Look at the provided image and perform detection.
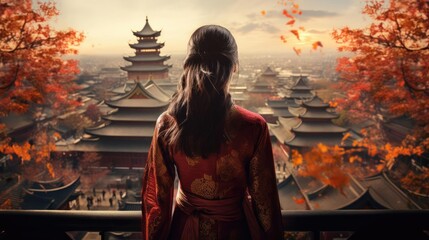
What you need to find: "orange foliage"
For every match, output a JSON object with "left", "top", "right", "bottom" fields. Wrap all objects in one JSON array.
[
  {"left": 0, "top": 0, "right": 84, "bottom": 115},
  {"left": 332, "top": 0, "right": 429, "bottom": 150},
  {"left": 260, "top": 10, "right": 266, "bottom": 16},
  {"left": 0, "top": 0, "right": 83, "bottom": 176},
  {"left": 400, "top": 168, "right": 429, "bottom": 195},
  {"left": 0, "top": 199, "right": 13, "bottom": 209},
  {"left": 292, "top": 144, "right": 350, "bottom": 193}
]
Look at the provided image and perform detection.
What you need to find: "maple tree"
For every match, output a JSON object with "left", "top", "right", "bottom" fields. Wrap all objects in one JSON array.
[
  {"left": 0, "top": 0, "right": 84, "bottom": 176},
  {"left": 330, "top": 0, "right": 429, "bottom": 192},
  {"left": 332, "top": 0, "right": 429, "bottom": 148}
]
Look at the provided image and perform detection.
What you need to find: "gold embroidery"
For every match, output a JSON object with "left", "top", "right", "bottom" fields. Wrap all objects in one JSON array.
[
  {"left": 190, "top": 174, "right": 216, "bottom": 199},
  {"left": 199, "top": 217, "right": 216, "bottom": 240},
  {"left": 249, "top": 155, "right": 273, "bottom": 232},
  {"left": 218, "top": 150, "right": 242, "bottom": 182},
  {"left": 185, "top": 156, "right": 201, "bottom": 166}
]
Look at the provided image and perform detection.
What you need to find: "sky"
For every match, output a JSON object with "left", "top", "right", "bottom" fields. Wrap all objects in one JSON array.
[{"left": 50, "top": 0, "right": 368, "bottom": 56}]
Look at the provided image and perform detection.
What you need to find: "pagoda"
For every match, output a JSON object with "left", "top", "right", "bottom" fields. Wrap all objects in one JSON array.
[
  {"left": 56, "top": 80, "right": 170, "bottom": 168},
  {"left": 287, "top": 96, "right": 351, "bottom": 149},
  {"left": 121, "top": 17, "right": 171, "bottom": 81},
  {"left": 287, "top": 76, "right": 314, "bottom": 100},
  {"left": 269, "top": 96, "right": 353, "bottom": 151}
]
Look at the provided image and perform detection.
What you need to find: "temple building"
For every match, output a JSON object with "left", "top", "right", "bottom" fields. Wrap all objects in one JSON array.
[
  {"left": 56, "top": 80, "right": 170, "bottom": 168},
  {"left": 121, "top": 17, "right": 171, "bottom": 81},
  {"left": 287, "top": 76, "right": 314, "bottom": 100},
  {"left": 246, "top": 67, "right": 278, "bottom": 109},
  {"left": 278, "top": 171, "right": 423, "bottom": 211},
  {"left": 270, "top": 95, "right": 353, "bottom": 151},
  {"left": 0, "top": 173, "right": 81, "bottom": 210}
]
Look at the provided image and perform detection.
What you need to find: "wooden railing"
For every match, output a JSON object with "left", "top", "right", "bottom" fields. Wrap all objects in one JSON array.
[{"left": 0, "top": 210, "right": 428, "bottom": 239}]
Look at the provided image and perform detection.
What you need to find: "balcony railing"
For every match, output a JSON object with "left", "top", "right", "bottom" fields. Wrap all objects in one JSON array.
[{"left": 0, "top": 210, "right": 428, "bottom": 239}]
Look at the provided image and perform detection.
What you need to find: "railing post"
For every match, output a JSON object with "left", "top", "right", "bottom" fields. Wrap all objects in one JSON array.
[{"left": 312, "top": 231, "right": 320, "bottom": 240}]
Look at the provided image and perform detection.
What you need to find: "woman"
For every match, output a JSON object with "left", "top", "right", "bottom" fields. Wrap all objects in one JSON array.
[{"left": 141, "top": 25, "right": 282, "bottom": 240}]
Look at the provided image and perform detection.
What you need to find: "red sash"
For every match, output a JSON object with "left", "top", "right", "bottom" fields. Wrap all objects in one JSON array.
[{"left": 176, "top": 188, "right": 263, "bottom": 240}]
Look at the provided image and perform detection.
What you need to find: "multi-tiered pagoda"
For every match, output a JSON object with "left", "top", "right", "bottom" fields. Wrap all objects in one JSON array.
[
  {"left": 288, "top": 96, "right": 351, "bottom": 149},
  {"left": 121, "top": 17, "right": 171, "bottom": 81},
  {"left": 56, "top": 80, "right": 170, "bottom": 168},
  {"left": 270, "top": 96, "right": 353, "bottom": 150}
]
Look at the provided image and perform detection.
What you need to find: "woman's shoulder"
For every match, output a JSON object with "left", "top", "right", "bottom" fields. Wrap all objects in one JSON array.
[{"left": 231, "top": 105, "right": 267, "bottom": 127}]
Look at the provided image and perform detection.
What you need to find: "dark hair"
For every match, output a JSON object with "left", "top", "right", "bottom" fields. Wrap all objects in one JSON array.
[{"left": 161, "top": 25, "right": 238, "bottom": 158}]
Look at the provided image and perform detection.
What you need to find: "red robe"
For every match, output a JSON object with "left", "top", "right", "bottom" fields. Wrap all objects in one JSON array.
[{"left": 141, "top": 105, "right": 283, "bottom": 240}]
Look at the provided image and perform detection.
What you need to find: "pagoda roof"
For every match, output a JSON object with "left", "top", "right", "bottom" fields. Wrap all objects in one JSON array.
[
  {"left": 85, "top": 122, "right": 155, "bottom": 138},
  {"left": 277, "top": 174, "right": 310, "bottom": 210},
  {"left": 55, "top": 137, "right": 151, "bottom": 153},
  {"left": 288, "top": 107, "right": 306, "bottom": 117},
  {"left": 286, "top": 132, "right": 352, "bottom": 148},
  {"left": 247, "top": 86, "right": 276, "bottom": 93},
  {"left": 292, "top": 121, "right": 348, "bottom": 133},
  {"left": 106, "top": 98, "right": 169, "bottom": 108},
  {"left": 360, "top": 172, "right": 422, "bottom": 209},
  {"left": 24, "top": 176, "right": 80, "bottom": 209},
  {"left": 268, "top": 122, "right": 294, "bottom": 143},
  {"left": 299, "top": 109, "right": 339, "bottom": 119},
  {"left": 0, "top": 112, "right": 33, "bottom": 134},
  {"left": 305, "top": 176, "right": 367, "bottom": 210},
  {"left": 272, "top": 108, "right": 295, "bottom": 118},
  {"left": 279, "top": 170, "right": 423, "bottom": 210},
  {"left": 291, "top": 77, "right": 313, "bottom": 90},
  {"left": 120, "top": 65, "right": 171, "bottom": 73},
  {"left": 107, "top": 80, "right": 170, "bottom": 107},
  {"left": 142, "top": 80, "right": 171, "bottom": 102},
  {"left": 133, "top": 17, "right": 161, "bottom": 37},
  {"left": 129, "top": 41, "right": 165, "bottom": 49},
  {"left": 123, "top": 55, "right": 170, "bottom": 62},
  {"left": 302, "top": 96, "right": 330, "bottom": 108},
  {"left": 103, "top": 108, "right": 163, "bottom": 122},
  {"left": 278, "top": 117, "right": 301, "bottom": 129},
  {"left": 262, "top": 67, "right": 278, "bottom": 76},
  {"left": 289, "top": 91, "right": 314, "bottom": 99},
  {"left": 285, "top": 98, "right": 301, "bottom": 108},
  {"left": 266, "top": 99, "right": 288, "bottom": 108}
]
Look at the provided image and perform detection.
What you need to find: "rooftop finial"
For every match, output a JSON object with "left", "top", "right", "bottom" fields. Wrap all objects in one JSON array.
[{"left": 146, "top": 16, "right": 148, "bottom": 22}]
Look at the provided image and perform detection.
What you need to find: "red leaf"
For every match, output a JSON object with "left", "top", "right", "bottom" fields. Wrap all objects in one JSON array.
[
  {"left": 282, "top": 9, "right": 294, "bottom": 19},
  {"left": 286, "top": 19, "right": 295, "bottom": 25},
  {"left": 290, "top": 29, "right": 300, "bottom": 40},
  {"left": 312, "top": 41, "right": 324, "bottom": 50}
]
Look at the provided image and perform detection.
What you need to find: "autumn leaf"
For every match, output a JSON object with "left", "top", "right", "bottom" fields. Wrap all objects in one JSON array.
[
  {"left": 280, "top": 35, "right": 287, "bottom": 43},
  {"left": 291, "top": 149, "right": 303, "bottom": 166},
  {"left": 341, "top": 132, "right": 351, "bottom": 142},
  {"left": 290, "top": 29, "right": 300, "bottom": 40},
  {"left": 46, "top": 162, "right": 55, "bottom": 178},
  {"left": 312, "top": 41, "right": 323, "bottom": 50},
  {"left": 317, "top": 143, "right": 328, "bottom": 153},
  {"left": 286, "top": 19, "right": 295, "bottom": 25},
  {"left": 293, "top": 47, "right": 301, "bottom": 56},
  {"left": 349, "top": 155, "right": 362, "bottom": 163},
  {"left": 292, "top": 196, "right": 306, "bottom": 205},
  {"left": 261, "top": 10, "right": 266, "bottom": 16},
  {"left": 282, "top": 9, "right": 294, "bottom": 18}
]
